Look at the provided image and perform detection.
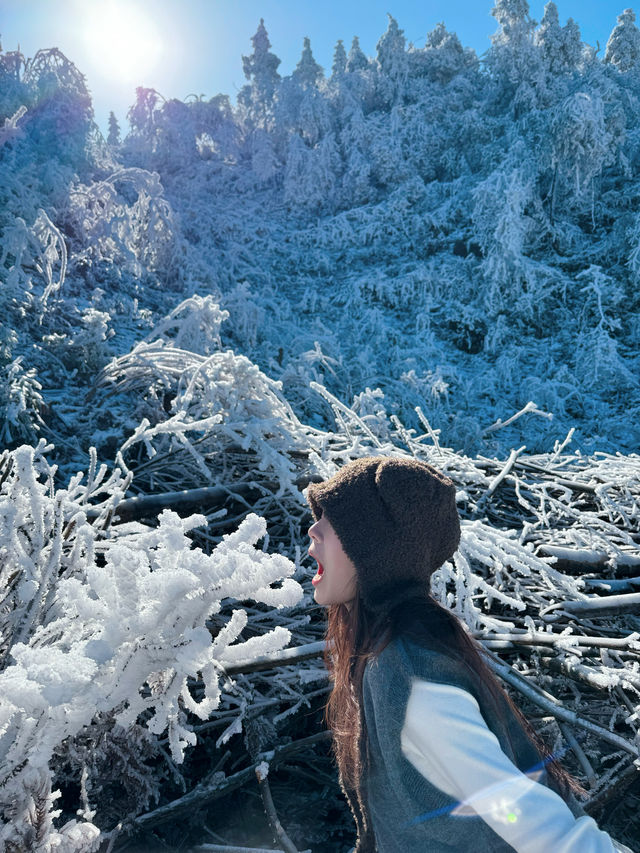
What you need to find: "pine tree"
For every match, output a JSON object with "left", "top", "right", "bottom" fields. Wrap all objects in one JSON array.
[
  {"left": 238, "top": 19, "right": 282, "bottom": 128},
  {"left": 376, "top": 15, "right": 407, "bottom": 75},
  {"left": 346, "top": 36, "right": 369, "bottom": 72},
  {"left": 487, "top": 0, "right": 544, "bottom": 114},
  {"left": 276, "top": 38, "right": 329, "bottom": 148},
  {"left": 292, "top": 37, "right": 324, "bottom": 88},
  {"left": 375, "top": 15, "right": 408, "bottom": 106},
  {"left": 126, "top": 86, "right": 160, "bottom": 137},
  {"left": 492, "top": 0, "right": 532, "bottom": 29},
  {"left": 296, "top": 86, "right": 331, "bottom": 146},
  {"left": 331, "top": 39, "right": 347, "bottom": 78},
  {"left": 420, "top": 21, "right": 474, "bottom": 84},
  {"left": 337, "top": 98, "right": 373, "bottom": 204},
  {"left": 605, "top": 8, "right": 640, "bottom": 72},
  {"left": 535, "top": 3, "right": 582, "bottom": 74},
  {"left": 489, "top": 0, "right": 537, "bottom": 70},
  {"left": 107, "top": 110, "right": 120, "bottom": 146},
  {"left": 562, "top": 18, "right": 583, "bottom": 70}
]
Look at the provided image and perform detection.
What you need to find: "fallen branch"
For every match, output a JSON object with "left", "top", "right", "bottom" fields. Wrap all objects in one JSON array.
[
  {"left": 474, "top": 456, "right": 597, "bottom": 495},
  {"left": 538, "top": 547, "right": 640, "bottom": 571},
  {"left": 484, "top": 651, "right": 639, "bottom": 757},
  {"left": 540, "top": 656, "right": 640, "bottom": 693},
  {"left": 541, "top": 593, "right": 640, "bottom": 620},
  {"left": 583, "top": 576, "right": 640, "bottom": 593},
  {"left": 223, "top": 641, "right": 326, "bottom": 676},
  {"left": 221, "top": 634, "right": 640, "bottom": 679},
  {"left": 477, "top": 631, "right": 640, "bottom": 652},
  {"left": 85, "top": 484, "right": 257, "bottom": 523}
]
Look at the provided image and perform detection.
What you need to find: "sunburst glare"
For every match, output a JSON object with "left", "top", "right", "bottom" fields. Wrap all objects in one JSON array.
[{"left": 80, "top": 0, "right": 163, "bottom": 85}]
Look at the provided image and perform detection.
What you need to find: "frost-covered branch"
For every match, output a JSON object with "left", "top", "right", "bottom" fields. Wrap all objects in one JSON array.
[{"left": 0, "top": 443, "right": 302, "bottom": 851}]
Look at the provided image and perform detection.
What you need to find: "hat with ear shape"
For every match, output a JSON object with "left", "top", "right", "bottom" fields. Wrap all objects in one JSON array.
[{"left": 306, "top": 455, "right": 461, "bottom": 613}]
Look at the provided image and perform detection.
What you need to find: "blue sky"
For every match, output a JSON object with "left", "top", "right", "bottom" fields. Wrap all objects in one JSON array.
[{"left": 0, "top": 0, "right": 626, "bottom": 137}]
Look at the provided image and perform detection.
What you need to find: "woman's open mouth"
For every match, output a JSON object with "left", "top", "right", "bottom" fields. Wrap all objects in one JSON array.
[{"left": 311, "top": 561, "right": 324, "bottom": 586}]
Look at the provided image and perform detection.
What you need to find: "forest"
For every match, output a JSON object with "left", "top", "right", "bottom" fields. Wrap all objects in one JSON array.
[{"left": 1, "top": 0, "right": 640, "bottom": 850}]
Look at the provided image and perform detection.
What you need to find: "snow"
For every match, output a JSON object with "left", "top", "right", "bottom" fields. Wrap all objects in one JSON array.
[
  {"left": 255, "top": 760, "right": 270, "bottom": 781},
  {"left": 2, "top": 3, "right": 640, "bottom": 847}
]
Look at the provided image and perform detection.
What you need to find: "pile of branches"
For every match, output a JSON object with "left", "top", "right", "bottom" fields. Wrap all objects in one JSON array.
[
  {"left": 2, "top": 295, "right": 639, "bottom": 850},
  {"left": 97, "top": 389, "right": 640, "bottom": 851}
]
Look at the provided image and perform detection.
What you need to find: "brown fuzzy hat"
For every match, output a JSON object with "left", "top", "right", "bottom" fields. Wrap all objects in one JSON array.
[{"left": 306, "top": 456, "right": 460, "bottom": 613}]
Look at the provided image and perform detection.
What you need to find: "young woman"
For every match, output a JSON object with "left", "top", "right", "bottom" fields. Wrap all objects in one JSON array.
[{"left": 306, "top": 456, "right": 632, "bottom": 853}]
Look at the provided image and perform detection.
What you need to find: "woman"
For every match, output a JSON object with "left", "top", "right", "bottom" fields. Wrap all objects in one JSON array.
[{"left": 306, "top": 456, "right": 632, "bottom": 853}]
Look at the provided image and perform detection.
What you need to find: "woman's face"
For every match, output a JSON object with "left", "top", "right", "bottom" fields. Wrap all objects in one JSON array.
[{"left": 308, "top": 515, "right": 357, "bottom": 607}]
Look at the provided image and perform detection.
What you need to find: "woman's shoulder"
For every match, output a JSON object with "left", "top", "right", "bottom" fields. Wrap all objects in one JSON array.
[{"left": 368, "top": 634, "right": 476, "bottom": 693}]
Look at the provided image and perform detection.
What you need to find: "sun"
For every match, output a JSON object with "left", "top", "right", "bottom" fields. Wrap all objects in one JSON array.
[{"left": 80, "top": 0, "right": 163, "bottom": 85}]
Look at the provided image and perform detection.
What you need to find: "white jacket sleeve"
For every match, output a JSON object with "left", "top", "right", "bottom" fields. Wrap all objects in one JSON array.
[{"left": 400, "top": 678, "right": 622, "bottom": 853}]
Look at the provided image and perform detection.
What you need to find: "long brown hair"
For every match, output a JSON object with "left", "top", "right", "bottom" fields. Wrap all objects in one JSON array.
[{"left": 323, "top": 589, "right": 585, "bottom": 801}]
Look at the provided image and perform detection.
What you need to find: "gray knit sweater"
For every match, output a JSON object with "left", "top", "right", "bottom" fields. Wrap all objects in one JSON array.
[{"left": 359, "top": 635, "right": 585, "bottom": 852}]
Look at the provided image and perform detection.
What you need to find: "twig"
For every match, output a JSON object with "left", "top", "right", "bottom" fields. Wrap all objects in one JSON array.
[
  {"left": 101, "top": 822, "right": 122, "bottom": 853},
  {"left": 474, "top": 457, "right": 597, "bottom": 494},
  {"left": 190, "top": 845, "right": 285, "bottom": 852},
  {"left": 558, "top": 722, "right": 597, "bottom": 787},
  {"left": 480, "top": 445, "right": 526, "bottom": 503},
  {"left": 255, "top": 764, "right": 299, "bottom": 853},
  {"left": 583, "top": 758, "right": 640, "bottom": 814},
  {"left": 482, "top": 402, "right": 552, "bottom": 435},
  {"left": 415, "top": 406, "right": 442, "bottom": 455},
  {"left": 310, "top": 381, "right": 382, "bottom": 448}
]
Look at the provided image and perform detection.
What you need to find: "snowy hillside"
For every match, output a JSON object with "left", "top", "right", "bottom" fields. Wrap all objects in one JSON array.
[
  {"left": 1, "top": 1, "right": 640, "bottom": 850},
  {"left": 1, "top": 2, "right": 640, "bottom": 465}
]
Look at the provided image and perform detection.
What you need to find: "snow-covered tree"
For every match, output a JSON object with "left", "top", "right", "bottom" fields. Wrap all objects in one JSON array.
[
  {"left": 126, "top": 86, "right": 161, "bottom": 140},
  {"left": 251, "top": 126, "right": 279, "bottom": 183},
  {"left": 0, "top": 46, "right": 28, "bottom": 121},
  {"left": 346, "top": 35, "right": 369, "bottom": 72},
  {"left": 375, "top": 14, "right": 408, "bottom": 107},
  {"left": 535, "top": 2, "right": 583, "bottom": 74},
  {"left": 413, "top": 21, "right": 476, "bottom": 84},
  {"left": 331, "top": 38, "right": 347, "bottom": 78},
  {"left": 107, "top": 110, "right": 120, "bottom": 146},
  {"left": 551, "top": 91, "right": 612, "bottom": 196},
  {"left": 604, "top": 8, "right": 640, "bottom": 72},
  {"left": 472, "top": 150, "right": 536, "bottom": 305},
  {"left": 284, "top": 129, "right": 341, "bottom": 214},
  {"left": 487, "top": 0, "right": 544, "bottom": 114},
  {"left": 238, "top": 19, "right": 281, "bottom": 129},
  {"left": 339, "top": 103, "right": 373, "bottom": 206},
  {"left": 292, "top": 37, "right": 324, "bottom": 89},
  {"left": 19, "top": 48, "right": 95, "bottom": 168}
]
